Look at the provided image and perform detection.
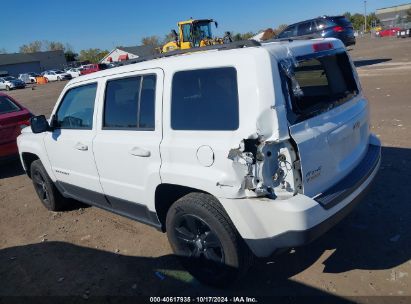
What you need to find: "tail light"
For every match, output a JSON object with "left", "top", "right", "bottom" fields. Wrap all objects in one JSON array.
[
  {"left": 333, "top": 26, "right": 344, "bottom": 32},
  {"left": 313, "top": 42, "right": 334, "bottom": 52}
]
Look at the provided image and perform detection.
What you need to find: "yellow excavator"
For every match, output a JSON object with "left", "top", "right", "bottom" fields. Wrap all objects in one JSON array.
[{"left": 161, "top": 18, "right": 232, "bottom": 53}]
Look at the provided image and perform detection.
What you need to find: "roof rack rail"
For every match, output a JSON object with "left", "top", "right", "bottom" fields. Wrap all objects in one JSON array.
[
  {"left": 119, "top": 39, "right": 261, "bottom": 66},
  {"left": 261, "top": 36, "right": 316, "bottom": 44}
]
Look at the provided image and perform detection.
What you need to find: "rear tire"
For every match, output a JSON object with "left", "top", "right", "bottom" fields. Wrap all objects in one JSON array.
[
  {"left": 30, "top": 160, "right": 67, "bottom": 211},
  {"left": 166, "top": 193, "right": 253, "bottom": 287}
]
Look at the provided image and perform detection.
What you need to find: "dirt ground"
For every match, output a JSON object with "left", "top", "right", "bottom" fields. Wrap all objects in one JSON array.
[{"left": 1, "top": 37, "right": 410, "bottom": 302}]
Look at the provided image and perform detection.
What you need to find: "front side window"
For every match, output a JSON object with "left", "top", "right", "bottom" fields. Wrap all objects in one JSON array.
[
  {"left": 171, "top": 67, "right": 239, "bottom": 130},
  {"left": 55, "top": 83, "right": 97, "bottom": 129},
  {"left": 279, "top": 25, "right": 297, "bottom": 38},
  {"left": 103, "top": 74, "right": 156, "bottom": 130}
]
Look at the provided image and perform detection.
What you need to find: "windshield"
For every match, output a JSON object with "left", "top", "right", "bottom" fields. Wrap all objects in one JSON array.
[
  {"left": 0, "top": 95, "right": 20, "bottom": 114},
  {"left": 55, "top": 70, "right": 64, "bottom": 74},
  {"left": 192, "top": 21, "right": 213, "bottom": 47},
  {"left": 4, "top": 76, "right": 15, "bottom": 81}
]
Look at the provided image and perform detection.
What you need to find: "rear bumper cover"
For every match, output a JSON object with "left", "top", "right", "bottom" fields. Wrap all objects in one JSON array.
[{"left": 221, "top": 141, "right": 381, "bottom": 257}]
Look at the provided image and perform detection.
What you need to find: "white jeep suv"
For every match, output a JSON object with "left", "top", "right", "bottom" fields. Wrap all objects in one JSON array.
[{"left": 17, "top": 38, "right": 381, "bottom": 286}]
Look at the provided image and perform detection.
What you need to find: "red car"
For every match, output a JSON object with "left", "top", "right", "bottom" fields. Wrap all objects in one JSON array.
[
  {"left": 80, "top": 63, "right": 108, "bottom": 75},
  {"left": 376, "top": 27, "right": 401, "bottom": 37},
  {"left": 0, "top": 93, "right": 32, "bottom": 160}
]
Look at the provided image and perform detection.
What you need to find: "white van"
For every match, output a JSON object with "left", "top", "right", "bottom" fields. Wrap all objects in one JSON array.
[{"left": 17, "top": 38, "right": 380, "bottom": 286}]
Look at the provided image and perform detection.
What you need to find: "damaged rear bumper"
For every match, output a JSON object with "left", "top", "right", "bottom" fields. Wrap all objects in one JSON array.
[{"left": 220, "top": 142, "right": 381, "bottom": 257}]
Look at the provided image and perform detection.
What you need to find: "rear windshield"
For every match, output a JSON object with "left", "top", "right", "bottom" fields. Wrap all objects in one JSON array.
[
  {"left": 0, "top": 95, "right": 20, "bottom": 114},
  {"left": 333, "top": 17, "right": 352, "bottom": 27},
  {"left": 280, "top": 51, "right": 358, "bottom": 123}
]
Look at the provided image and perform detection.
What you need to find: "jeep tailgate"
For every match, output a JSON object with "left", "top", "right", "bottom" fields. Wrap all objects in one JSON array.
[{"left": 280, "top": 43, "right": 370, "bottom": 197}]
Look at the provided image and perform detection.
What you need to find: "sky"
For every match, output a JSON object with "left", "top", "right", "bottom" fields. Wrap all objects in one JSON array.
[{"left": 0, "top": 0, "right": 408, "bottom": 53}]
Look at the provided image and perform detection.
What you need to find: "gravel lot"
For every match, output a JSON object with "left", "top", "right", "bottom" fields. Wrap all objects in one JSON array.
[{"left": 1, "top": 37, "right": 410, "bottom": 301}]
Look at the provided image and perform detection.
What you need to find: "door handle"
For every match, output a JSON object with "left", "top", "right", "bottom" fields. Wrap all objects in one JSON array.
[
  {"left": 75, "top": 142, "right": 88, "bottom": 151},
  {"left": 129, "top": 147, "right": 151, "bottom": 157}
]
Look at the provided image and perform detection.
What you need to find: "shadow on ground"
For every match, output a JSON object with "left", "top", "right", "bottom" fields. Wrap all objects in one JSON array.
[
  {"left": 0, "top": 158, "right": 24, "bottom": 179},
  {"left": 0, "top": 146, "right": 409, "bottom": 300},
  {"left": 353, "top": 58, "right": 392, "bottom": 68}
]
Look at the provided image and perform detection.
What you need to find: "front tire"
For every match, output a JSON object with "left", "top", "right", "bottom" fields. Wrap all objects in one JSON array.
[
  {"left": 30, "top": 160, "right": 67, "bottom": 211},
  {"left": 6, "top": 85, "right": 10, "bottom": 91},
  {"left": 166, "top": 193, "right": 253, "bottom": 287}
]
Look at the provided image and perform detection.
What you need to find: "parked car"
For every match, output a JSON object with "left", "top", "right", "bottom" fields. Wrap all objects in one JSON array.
[
  {"left": 397, "top": 28, "right": 411, "bottom": 38},
  {"left": 0, "top": 76, "right": 26, "bottom": 90},
  {"left": 277, "top": 15, "right": 356, "bottom": 47},
  {"left": 80, "top": 63, "right": 108, "bottom": 75},
  {"left": 18, "top": 38, "right": 380, "bottom": 287},
  {"left": 42, "top": 70, "right": 72, "bottom": 82},
  {"left": 0, "top": 93, "right": 32, "bottom": 161},
  {"left": 18, "top": 72, "right": 40, "bottom": 84},
  {"left": 66, "top": 68, "right": 83, "bottom": 78},
  {"left": 376, "top": 27, "right": 401, "bottom": 37}
]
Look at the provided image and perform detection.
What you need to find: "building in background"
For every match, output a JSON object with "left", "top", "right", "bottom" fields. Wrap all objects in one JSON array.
[
  {"left": 0, "top": 50, "right": 67, "bottom": 76},
  {"left": 100, "top": 45, "right": 156, "bottom": 64},
  {"left": 375, "top": 3, "right": 411, "bottom": 28}
]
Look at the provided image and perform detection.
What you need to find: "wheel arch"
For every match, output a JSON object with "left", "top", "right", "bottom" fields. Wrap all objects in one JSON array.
[
  {"left": 155, "top": 183, "right": 214, "bottom": 231},
  {"left": 21, "top": 152, "right": 39, "bottom": 178}
]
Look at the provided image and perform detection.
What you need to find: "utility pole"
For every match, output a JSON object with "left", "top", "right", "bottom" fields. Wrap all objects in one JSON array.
[{"left": 364, "top": 0, "right": 367, "bottom": 33}]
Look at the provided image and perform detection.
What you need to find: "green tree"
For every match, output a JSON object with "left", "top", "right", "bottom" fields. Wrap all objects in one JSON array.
[
  {"left": 64, "top": 51, "right": 78, "bottom": 62},
  {"left": 78, "top": 48, "right": 109, "bottom": 63},
  {"left": 19, "top": 40, "right": 42, "bottom": 53},
  {"left": 231, "top": 31, "right": 256, "bottom": 41},
  {"left": 141, "top": 36, "right": 161, "bottom": 47}
]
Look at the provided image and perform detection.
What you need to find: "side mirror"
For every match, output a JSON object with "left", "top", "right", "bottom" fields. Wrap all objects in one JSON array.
[{"left": 30, "top": 115, "right": 51, "bottom": 134}]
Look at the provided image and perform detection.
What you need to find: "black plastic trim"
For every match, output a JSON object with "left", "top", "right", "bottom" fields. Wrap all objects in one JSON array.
[
  {"left": 313, "top": 144, "right": 381, "bottom": 209},
  {"left": 55, "top": 181, "right": 162, "bottom": 230}
]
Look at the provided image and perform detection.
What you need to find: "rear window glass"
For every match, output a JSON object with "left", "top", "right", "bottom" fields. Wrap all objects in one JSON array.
[
  {"left": 0, "top": 96, "right": 20, "bottom": 114},
  {"left": 171, "top": 67, "right": 239, "bottom": 130},
  {"left": 281, "top": 52, "right": 358, "bottom": 123},
  {"left": 333, "top": 17, "right": 352, "bottom": 27}
]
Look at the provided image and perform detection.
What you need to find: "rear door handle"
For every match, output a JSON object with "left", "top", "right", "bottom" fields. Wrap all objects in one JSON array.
[
  {"left": 75, "top": 142, "right": 88, "bottom": 151},
  {"left": 129, "top": 147, "right": 151, "bottom": 157}
]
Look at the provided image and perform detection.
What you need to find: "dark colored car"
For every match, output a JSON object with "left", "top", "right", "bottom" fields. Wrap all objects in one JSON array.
[
  {"left": 277, "top": 16, "right": 356, "bottom": 47},
  {"left": 80, "top": 63, "right": 108, "bottom": 75},
  {"left": 0, "top": 93, "right": 32, "bottom": 161}
]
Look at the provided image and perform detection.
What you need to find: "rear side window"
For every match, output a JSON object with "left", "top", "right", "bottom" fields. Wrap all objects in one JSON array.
[
  {"left": 104, "top": 74, "right": 156, "bottom": 130},
  {"left": 171, "top": 67, "right": 239, "bottom": 130},
  {"left": 281, "top": 52, "right": 358, "bottom": 123},
  {"left": 0, "top": 96, "right": 20, "bottom": 114},
  {"left": 297, "top": 22, "right": 314, "bottom": 36},
  {"left": 56, "top": 83, "right": 97, "bottom": 129}
]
